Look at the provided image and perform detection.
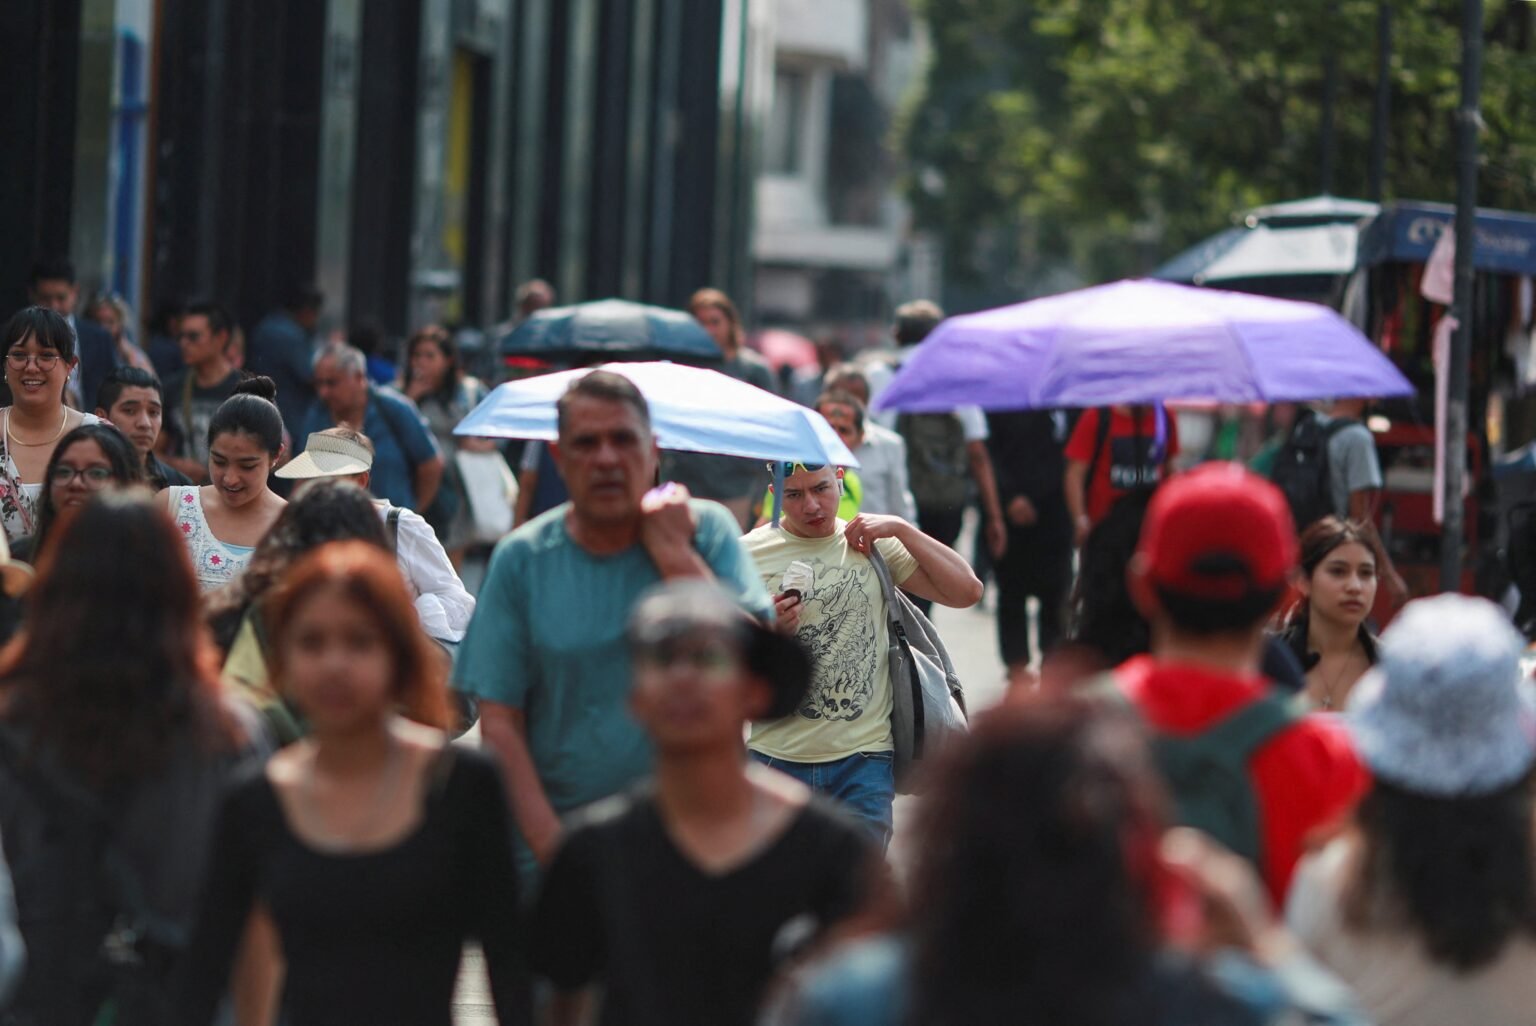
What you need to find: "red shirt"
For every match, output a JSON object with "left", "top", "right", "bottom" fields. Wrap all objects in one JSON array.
[
  {"left": 1065, "top": 407, "right": 1180, "bottom": 523},
  {"left": 1114, "top": 655, "right": 1370, "bottom": 906}
]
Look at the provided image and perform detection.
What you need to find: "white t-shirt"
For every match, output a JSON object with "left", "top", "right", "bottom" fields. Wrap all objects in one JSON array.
[
  {"left": 379, "top": 503, "right": 475, "bottom": 641},
  {"left": 1288, "top": 835, "right": 1536, "bottom": 1026},
  {"left": 741, "top": 521, "right": 917, "bottom": 762}
]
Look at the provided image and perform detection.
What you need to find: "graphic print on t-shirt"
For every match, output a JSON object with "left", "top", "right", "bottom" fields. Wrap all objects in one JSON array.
[
  {"left": 793, "top": 557, "right": 879, "bottom": 722},
  {"left": 1107, "top": 434, "right": 1163, "bottom": 490}
]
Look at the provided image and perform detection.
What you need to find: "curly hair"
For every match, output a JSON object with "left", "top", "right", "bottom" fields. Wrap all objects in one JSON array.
[
  {"left": 31, "top": 424, "right": 144, "bottom": 559},
  {"left": 205, "top": 479, "right": 388, "bottom": 651},
  {"left": 0, "top": 490, "right": 232, "bottom": 787},
  {"left": 264, "top": 541, "right": 451, "bottom": 730},
  {"left": 908, "top": 700, "right": 1173, "bottom": 1026},
  {"left": 1344, "top": 774, "right": 1536, "bottom": 970},
  {"left": 1069, "top": 490, "right": 1155, "bottom": 666}
]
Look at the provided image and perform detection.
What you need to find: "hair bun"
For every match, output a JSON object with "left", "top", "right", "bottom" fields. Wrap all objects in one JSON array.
[{"left": 234, "top": 374, "right": 278, "bottom": 403}]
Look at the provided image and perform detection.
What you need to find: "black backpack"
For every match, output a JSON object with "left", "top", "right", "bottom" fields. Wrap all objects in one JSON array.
[
  {"left": 0, "top": 729, "right": 182, "bottom": 1026},
  {"left": 897, "top": 412, "right": 971, "bottom": 511},
  {"left": 1269, "top": 409, "right": 1351, "bottom": 532}
]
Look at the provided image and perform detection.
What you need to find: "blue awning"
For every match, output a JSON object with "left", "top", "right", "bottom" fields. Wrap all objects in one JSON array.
[{"left": 1357, "top": 202, "right": 1536, "bottom": 276}]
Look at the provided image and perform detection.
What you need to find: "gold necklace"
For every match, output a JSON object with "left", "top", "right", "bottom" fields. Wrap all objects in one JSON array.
[{"left": 4, "top": 408, "right": 68, "bottom": 448}]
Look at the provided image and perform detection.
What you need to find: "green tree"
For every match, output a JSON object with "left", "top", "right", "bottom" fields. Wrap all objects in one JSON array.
[{"left": 903, "top": 0, "right": 1536, "bottom": 301}]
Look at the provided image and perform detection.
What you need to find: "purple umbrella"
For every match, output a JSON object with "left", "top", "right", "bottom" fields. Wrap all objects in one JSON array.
[{"left": 872, "top": 279, "right": 1414, "bottom": 412}]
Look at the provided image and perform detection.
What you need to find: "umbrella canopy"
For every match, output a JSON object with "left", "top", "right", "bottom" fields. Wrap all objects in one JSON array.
[
  {"left": 872, "top": 279, "right": 1414, "bottom": 413},
  {"left": 751, "top": 328, "right": 819, "bottom": 371},
  {"left": 497, "top": 298, "right": 723, "bottom": 363},
  {"left": 1153, "top": 221, "right": 1361, "bottom": 285},
  {"left": 455, "top": 361, "right": 859, "bottom": 467}
]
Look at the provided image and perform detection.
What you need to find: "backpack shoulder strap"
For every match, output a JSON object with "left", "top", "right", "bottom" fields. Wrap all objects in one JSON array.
[
  {"left": 1179, "top": 692, "right": 1303, "bottom": 764},
  {"left": 1083, "top": 408, "right": 1114, "bottom": 496},
  {"left": 386, "top": 505, "right": 404, "bottom": 554},
  {"left": 865, "top": 544, "right": 900, "bottom": 628}
]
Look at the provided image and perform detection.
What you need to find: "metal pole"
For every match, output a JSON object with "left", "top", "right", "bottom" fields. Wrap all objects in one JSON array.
[
  {"left": 1368, "top": 3, "right": 1391, "bottom": 202},
  {"left": 1441, "top": 0, "right": 1483, "bottom": 592}
]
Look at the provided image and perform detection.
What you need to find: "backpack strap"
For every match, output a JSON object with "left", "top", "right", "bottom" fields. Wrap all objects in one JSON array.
[
  {"left": 1168, "top": 692, "right": 1303, "bottom": 768},
  {"left": 868, "top": 545, "right": 925, "bottom": 754},
  {"left": 1083, "top": 408, "right": 1114, "bottom": 502},
  {"left": 386, "top": 505, "right": 403, "bottom": 554}
]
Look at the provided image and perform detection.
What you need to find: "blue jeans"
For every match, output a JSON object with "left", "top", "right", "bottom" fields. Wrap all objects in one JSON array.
[{"left": 751, "top": 750, "right": 895, "bottom": 848}]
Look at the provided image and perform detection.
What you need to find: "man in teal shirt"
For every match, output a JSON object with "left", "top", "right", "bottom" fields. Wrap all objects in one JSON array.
[{"left": 454, "top": 370, "right": 772, "bottom": 873}]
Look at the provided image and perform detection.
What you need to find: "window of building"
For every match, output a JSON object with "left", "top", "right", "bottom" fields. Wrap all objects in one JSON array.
[{"left": 764, "top": 68, "right": 808, "bottom": 176}]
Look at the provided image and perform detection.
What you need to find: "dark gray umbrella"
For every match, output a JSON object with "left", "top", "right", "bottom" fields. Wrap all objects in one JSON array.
[{"left": 498, "top": 298, "right": 722, "bottom": 363}]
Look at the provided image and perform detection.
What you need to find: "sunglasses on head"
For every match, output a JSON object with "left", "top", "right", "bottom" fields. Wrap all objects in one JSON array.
[{"left": 767, "top": 461, "right": 827, "bottom": 476}]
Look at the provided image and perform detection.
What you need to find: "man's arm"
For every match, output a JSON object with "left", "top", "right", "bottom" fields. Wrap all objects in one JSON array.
[
  {"left": 413, "top": 454, "right": 445, "bottom": 512},
  {"left": 1064, "top": 459, "right": 1090, "bottom": 545},
  {"left": 843, "top": 513, "right": 982, "bottom": 609},
  {"left": 966, "top": 439, "right": 1007, "bottom": 559},
  {"left": 478, "top": 701, "right": 565, "bottom": 866}
]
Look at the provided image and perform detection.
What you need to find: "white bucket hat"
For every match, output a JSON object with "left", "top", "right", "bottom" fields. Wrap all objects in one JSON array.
[
  {"left": 275, "top": 431, "right": 374, "bottom": 480},
  {"left": 1347, "top": 593, "right": 1536, "bottom": 797}
]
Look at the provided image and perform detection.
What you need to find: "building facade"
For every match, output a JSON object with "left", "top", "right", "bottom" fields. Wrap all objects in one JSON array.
[
  {"left": 752, "top": 0, "right": 938, "bottom": 344},
  {"left": 1, "top": 0, "right": 771, "bottom": 349}
]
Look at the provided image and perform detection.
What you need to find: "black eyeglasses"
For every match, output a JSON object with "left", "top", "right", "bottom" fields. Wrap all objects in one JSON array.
[{"left": 49, "top": 465, "right": 115, "bottom": 487}]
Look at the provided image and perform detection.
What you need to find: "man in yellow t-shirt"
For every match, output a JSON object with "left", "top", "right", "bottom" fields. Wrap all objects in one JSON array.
[{"left": 742, "top": 462, "right": 984, "bottom": 844}]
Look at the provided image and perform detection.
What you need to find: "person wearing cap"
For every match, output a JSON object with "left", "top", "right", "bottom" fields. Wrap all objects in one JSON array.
[
  {"left": 1113, "top": 462, "right": 1369, "bottom": 903},
  {"left": 276, "top": 427, "right": 474, "bottom": 642},
  {"left": 454, "top": 371, "right": 772, "bottom": 875},
  {"left": 531, "top": 580, "right": 873, "bottom": 1026},
  {"left": 1287, "top": 594, "right": 1536, "bottom": 1026},
  {"left": 744, "top": 462, "right": 983, "bottom": 845}
]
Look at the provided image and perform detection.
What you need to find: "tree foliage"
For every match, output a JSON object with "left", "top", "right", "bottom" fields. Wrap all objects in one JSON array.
[{"left": 902, "top": 0, "right": 1536, "bottom": 302}]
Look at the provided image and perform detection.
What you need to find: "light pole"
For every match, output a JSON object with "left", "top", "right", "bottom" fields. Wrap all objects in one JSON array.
[{"left": 1441, "top": 0, "right": 1483, "bottom": 592}]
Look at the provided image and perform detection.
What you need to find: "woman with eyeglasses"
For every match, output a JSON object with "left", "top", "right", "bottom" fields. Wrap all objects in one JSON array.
[
  {"left": 12, "top": 424, "right": 143, "bottom": 563},
  {"left": 0, "top": 307, "right": 104, "bottom": 543}
]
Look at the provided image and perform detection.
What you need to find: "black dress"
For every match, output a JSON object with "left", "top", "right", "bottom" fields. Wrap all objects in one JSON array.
[
  {"left": 532, "top": 788, "right": 872, "bottom": 1026},
  {"left": 175, "top": 747, "right": 521, "bottom": 1026}
]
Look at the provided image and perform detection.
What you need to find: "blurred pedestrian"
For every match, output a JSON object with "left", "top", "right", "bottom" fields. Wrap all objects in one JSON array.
[
  {"left": 661, "top": 288, "right": 779, "bottom": 530},
  {"left": 13, "top": 423, "right": 142, "bottom": 563},
  {"left": 166, "top": 378, "right": 287, "bottom": 591},
  {"left": 0, "top": 491, "right": 256, "bottom": 1026},
  {"left": 1111, "top": 463, "right": 1368, "bottom": 902},
  {"left": 276, "top": 428, "right": 475, "bottom": 644},
  {"left": 747, "top": 462, "right": 982, "bottom": 843},
  {"left": 207, "top": 478, "right": 391, "bottom": 745},
  {"left": 514, "top": 278, "right": 556, "bottom": 322},
  {"left": 94, "top": 365, "right": 193, "bottom": 489},
  {"left": 400, "top": 325, "right": 499, "bottom": 562},
  {"left": 162, "top": 302, "right": 244, "bottom": 484},
  {"left": 765, "top": 699, "right": 1349, "bottom": 1026},
  {"left": 1273, "top": 518, "right": 1383, "bottom": 710},
  {"left": 247, "top": 284, "right": 322, "bottom": 432},
  {"left": 349, "top": 321, "right": 398, "bottom": 386},
  {"left": 177, "top": 542, "right": 523, "bottom": 1026},
  {"left": 533, "top": 581, "right": 873, "bottom": 1026},
  {"left": 26, "top": 257, "right": 116, "bottom": 412},
  {"left": 299, "top": 342, "right": 443, "bottom": 513},
  {"left": 1289, "top": 595, "right": 1536, "bottom": 1026},
  {"left": 455, "top": 371, "right": 772, "bottom": 874},
  {"left": 143, "top": 297, "right": 185, "bottom": 380},
  {"left": 865, "top": 302, "right": 1007, "bottom": 577},
  {"left": 821, "top": 366, "right": 915, "bottom": 520},
  {"left": 988, "top": 410, "right": 1073, "bottom": 687},
  {"left": 83, "top": 291, "right": 155, "bottom": 372},
  {"left": 1064, "top": 404, "right": 1179, "bottom": 548},
  {"left": 815, "top": 390, "right": 901, "bottom": 517},
  {"left": 0, "top": 307, "right": 105, "bottom": 543}
]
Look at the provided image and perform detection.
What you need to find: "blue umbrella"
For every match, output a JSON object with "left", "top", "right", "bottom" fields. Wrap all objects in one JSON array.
[
  {"left": 498, "top": 298, "right": 722, "bottom": 363},
  {"left": 873, "top": 279, "right": 1414, "bottom": 413},
  {"left": 456, "top": 361, "right": 857, "bottom": 466}
]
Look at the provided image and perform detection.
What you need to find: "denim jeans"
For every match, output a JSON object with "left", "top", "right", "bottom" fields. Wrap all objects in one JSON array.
[{"left": 750, "top": 750, "right": 895, "bottom": 848}]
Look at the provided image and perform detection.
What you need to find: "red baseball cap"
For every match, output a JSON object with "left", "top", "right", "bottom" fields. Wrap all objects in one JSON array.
[{"left": 1138, "top": 462, "right": 1297, "bottom": 600}]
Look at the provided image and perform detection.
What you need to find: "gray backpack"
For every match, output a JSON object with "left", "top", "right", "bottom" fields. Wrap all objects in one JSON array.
[{"left": 869, "top": 547, "right": 967, "bottom": 793}]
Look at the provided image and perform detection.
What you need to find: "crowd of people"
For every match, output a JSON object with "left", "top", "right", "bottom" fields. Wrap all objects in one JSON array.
[{"left": 0, "top": 261, "right": 1528, "bottom": 1026}]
